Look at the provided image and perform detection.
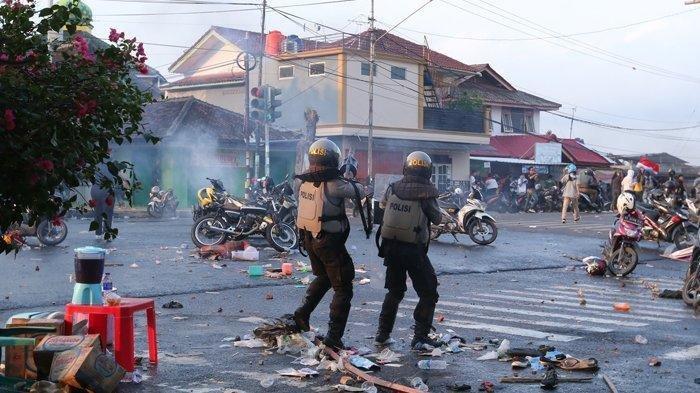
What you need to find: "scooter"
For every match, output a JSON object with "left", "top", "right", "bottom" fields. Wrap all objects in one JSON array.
[
  {"left": 682, "top": 246, "right": 699, "bottom": 307},
  {"left": 603, "top": 209, "right": 643, "bottom": 276},
  {"left": 148, "top": 187, "right": 179, "bottom": 218},
  {"left": 431, "top": 188, "right": 498, "bottom": 245},
  {"left": 637, "top": 199, "right": 697, "bottom": 249}
]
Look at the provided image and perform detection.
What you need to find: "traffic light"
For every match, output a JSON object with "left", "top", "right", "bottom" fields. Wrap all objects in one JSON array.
[
  {"left": 266, "top": 86, "right": 282, "bottom": 123},
  {"left": 250, "top": 86, "right": 265, "bottom": 121}
]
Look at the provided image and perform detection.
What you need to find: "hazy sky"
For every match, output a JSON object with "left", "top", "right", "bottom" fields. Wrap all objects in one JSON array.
[{"left": 74, "top": 0, "right": 699, "bottom": 164}]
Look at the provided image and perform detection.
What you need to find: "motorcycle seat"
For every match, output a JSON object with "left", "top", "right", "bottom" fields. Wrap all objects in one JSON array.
[
  {"left": 241, "top": 206, "right": 267, "bottom": 214},
  {"left": 637, "top": 204, "right": 659, "bottom": 220}
]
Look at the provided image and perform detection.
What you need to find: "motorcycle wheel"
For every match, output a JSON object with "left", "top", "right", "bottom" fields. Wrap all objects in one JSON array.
[
  {"left": 467, "top": 218, "right": 498, "bottom": 245},
  {"left": 430, "top": 227, "right": 442, "bottom": 241},
  {"left": 672, "top": 226, "right": 697, "bottom": 249},
  {"left": 36, "top": 220, "right": 68, "bottom": 246},
  {"left": 682, "top": 267, "right": 699, "bottom": 306},
  {"left": 265, "top": 222, "right": 298, "bottom": 252},
  {"left": 607, "top": 245, "right": 638, "bottom": 277},
  {"left": 191, "top": 214, "right": 226, "bottom": 248},
  {"left": 147, "top": 205, "right": 163, "bottom": 219}
]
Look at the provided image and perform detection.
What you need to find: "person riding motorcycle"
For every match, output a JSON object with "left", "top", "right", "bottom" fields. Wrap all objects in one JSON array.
[
  {"left": 375, "top": 151, "right": 443, "bottom": 349},
  {"left": 292, "top": 139, "right": 365, "bottom": 350}
]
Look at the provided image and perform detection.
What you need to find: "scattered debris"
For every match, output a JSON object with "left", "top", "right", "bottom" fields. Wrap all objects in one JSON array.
[
  {"left": 162, "top": 301, "right": 183, "bottom": 309},
  {"left": 436, "top": 314, "right": 445, "bottom": 323},
  {"left": 648, "top": 357, "right": 661, "bottom": 367},
  {"left": 349, "top": 356, "right": 381, "bottom": 371},
  {"left": 172, "top": 316, "right": 188, "bottom": 321},
  {"left": 265, "top": 292, "right": 274, "bottom": 300},
  {"left": 479, "top": 381, "right": 495, "bottom": 392},
  {"left": 577, "top": 288, "right": 586, "bottom": 306},
  {"left": 634, "top": 335, "right": 648, "bottom": 345},
  {"left": 410, "top": 377, "right": 429, "bottom": 391},
  {"left": 233, "top": 338, "right": 267, "bottom": 348},
  {"left": 276, "top": 367, "right": 319, "bottom": 378},
  {"left": 446, "top": 382, "right": 471, "bottom": 391},
  {"left": 601, "top": 374, "right": 618, "bottom": 393},
  {"left": 129, "top": 263, "right": 139, "bottom": 268},
  {"left": 658, "top": 289, "right": 682, "bottom": 299},
  {"left": 613, "top": 303, "right": 630, "bottom": 312},
  {"left": 358, "top": 278, "right": 371, "bottom": 285}
]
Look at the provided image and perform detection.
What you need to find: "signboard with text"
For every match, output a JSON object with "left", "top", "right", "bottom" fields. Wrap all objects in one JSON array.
[{"left": 535, "top": 143, "right": 562, "bottom": 165}]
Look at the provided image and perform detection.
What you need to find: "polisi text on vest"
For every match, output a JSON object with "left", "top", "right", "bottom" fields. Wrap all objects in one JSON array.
[{"left": 389, "top": 202, "right": 411, "bottom": 213}]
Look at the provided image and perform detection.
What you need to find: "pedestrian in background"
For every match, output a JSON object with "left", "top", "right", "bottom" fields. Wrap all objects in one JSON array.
[
  {"left": 90, "top": 163, "right": 115, "bottom": 239},
  {"left": 561, "top": 164, "right": 580, "bottom": 224},
  {"left": 611, "top": 169, "right": 623, "bottom": 211},
  {"left": 633, "top": 169, "right": 644, "bottom": 200},
  {"left": 525, "top": 166, "right": 539, "bottom": 213},
  {"left": 621, "top": 169, "right": 635, "bottom": 192}
]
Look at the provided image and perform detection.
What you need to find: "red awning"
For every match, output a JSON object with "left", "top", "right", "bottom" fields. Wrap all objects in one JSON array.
[{"left": 471, "top": 134, "right": 610, "bottom": 166}]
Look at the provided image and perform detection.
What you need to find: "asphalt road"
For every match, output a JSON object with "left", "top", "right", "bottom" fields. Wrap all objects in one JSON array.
[{"left": 1, "top": 211, "right": 697, "bottom": 392}]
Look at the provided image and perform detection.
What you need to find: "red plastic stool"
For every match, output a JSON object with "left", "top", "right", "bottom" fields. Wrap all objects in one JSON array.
[{"left": 64, "top": 298, "right": 158, "bottom": 372}]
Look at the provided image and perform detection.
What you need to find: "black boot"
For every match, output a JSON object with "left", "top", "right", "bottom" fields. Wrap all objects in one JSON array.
[
  {"left": 411, "top": 335, "right": 444, "bottom": 350},
  {"left": 293, "top": 311, "right": 310, "bottom": 332},
  {"left": 375, "top": 290, "right": 404, "bottom": 345}
]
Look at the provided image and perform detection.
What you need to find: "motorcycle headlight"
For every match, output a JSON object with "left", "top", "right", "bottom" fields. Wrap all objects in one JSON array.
[{"left": 625, "top": 229, "right": 639, "bottom": 237}]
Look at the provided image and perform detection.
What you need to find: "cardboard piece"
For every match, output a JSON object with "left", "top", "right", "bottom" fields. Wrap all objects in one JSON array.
[
  {"left": 4, "top": 318, "right": 65, "bottom": 379},
  {"left": 33, "top": 334, "right": 100, "bottom": 381},
  {"left": 49, "top": 345, "right": 124, "bottom": 393}
]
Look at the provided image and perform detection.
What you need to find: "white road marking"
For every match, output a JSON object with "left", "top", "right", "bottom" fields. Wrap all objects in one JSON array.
[
  {"left": 505, "top": 288, "right": 685, "bottom": 313},
  {"left": 362, "top": 302, "right": 614, "bottom": 333},
  {"left": 554, "top": 284, "right": 654, "bottom": 298},
  {"left": 663, "top": 345, "right": 700, "bottom": 360},
  {"left": 405, "top": 298, "right": 648, "bottom": 327},
  {"left": 462, "top": 294, "right": 679, "bottom": 322},
  {"left": 530, "top": 287, "right": 689, "bottom": 311},
  {"left": 441, "top": 319, "right": 581, "bottom": 342}
]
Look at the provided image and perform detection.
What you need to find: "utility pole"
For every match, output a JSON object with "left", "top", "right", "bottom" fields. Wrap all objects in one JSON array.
[
  {"left": 255, "top": 0, "right": 267, "bottom": 179},
  {"left": 367, "top": 0, "right": 375, "bottom": 184},
  {"left": 569, "top": 107, "right": 576, "bottom": 138},
  {"left": 244, "top": 51, "right": 252, "bottom": 188}
]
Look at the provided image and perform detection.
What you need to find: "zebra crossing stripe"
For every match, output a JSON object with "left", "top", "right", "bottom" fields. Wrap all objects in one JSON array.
[
  {"left": 663, "top": 345, "right": 700, "bottom": 360},
  {"left": 405, "top": 298, "right": 648, "bottom": 327},
  {"left": 362, "top": 302, "right": 614, "bottom": 333},
  {"left": 441, "top": 319, "right": 581, "bottom": 342},
  {"left": 514, "top": 288, "right": 686, "bottom": 313},
  {"left": 553, "top": 284, "right": 653, "bottom": 298},
  {"left": 464, "top": 293, "right": 680, "bottom": 322}
]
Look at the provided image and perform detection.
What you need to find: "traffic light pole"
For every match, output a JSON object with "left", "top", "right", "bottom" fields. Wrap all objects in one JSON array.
[
  {"left": 243, "top": 56, "right": 252, "bottom": 188},
  {"left": 367, "top": 0, "right": 375, "bottom": 185},
  {"left": 264, "top": 123, "right": 270, "bottom": 176}
]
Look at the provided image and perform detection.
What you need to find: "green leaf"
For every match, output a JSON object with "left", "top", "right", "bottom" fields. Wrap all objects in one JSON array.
[
  {"left": 39, "top": 8, "right": 54, "bottom": 17},
  {"left": 89, "top": 220, "right": 99, "bottom": 231}
]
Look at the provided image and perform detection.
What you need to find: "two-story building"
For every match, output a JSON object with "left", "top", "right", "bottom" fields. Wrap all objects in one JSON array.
[{"left": 164, "top": 26, "right": 561, "bottom": 190}]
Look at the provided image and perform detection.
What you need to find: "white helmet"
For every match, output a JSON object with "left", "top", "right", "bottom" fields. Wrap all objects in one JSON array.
[
  {"left": 151, "top": 186, "right": 161, "bottom": 194},
  {"left": 616, "top": 192, "right": 635, "bottom": 214},
  {"left": 454, "top": 187, "right": 464, "bottom": 195}
]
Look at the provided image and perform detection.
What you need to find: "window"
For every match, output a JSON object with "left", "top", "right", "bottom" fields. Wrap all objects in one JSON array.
[
  {"left": 501, "top": 109, "right": 534, "bottom": 133},
  {"left": 309, "top": 62, "right": 325, "bottom": 76},
  {"left": 360, "top": 62, "right": 377, "bottom": 76},
  {"left": 278, "top": 65, "right": 294, "bottom": 79},
  {"left": 390, "top": 66, "right": 406, "bottom": 80},
  {"left": 431, "top": 164, "right": 452, "bottom": 192},
  {"left": 501, "top": 112, "right": 513, "bottom": 133}
]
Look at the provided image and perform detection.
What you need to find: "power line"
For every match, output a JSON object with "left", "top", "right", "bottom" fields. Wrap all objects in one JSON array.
[
  {"left": 380, "top": 7, "right": 699, "bottom": 42},
  {"left": 440, "top": 0, "right": 700, "bottom": 84},
  {"left": 549, "top": 111, "right": 700, "bottom": 132},
  {"left": 466, "top": 0, "right": 700, "bottom": 83}
]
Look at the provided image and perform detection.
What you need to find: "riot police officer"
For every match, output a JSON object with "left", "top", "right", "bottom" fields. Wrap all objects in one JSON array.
[
  {"left": 293, "top": 138, "right": 364, "bottom": 349},
  {"left": 375, "top": 151, "right": 442, "bottom": 349}
]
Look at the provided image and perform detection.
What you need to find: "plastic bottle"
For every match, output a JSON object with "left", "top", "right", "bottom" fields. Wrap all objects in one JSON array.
[
  {"left": 361, "top": 381, "right": 378, "bottom": 393},
  {"left": 102, "top": 273, "right": 113, "bottom": 292},
  {"left": 416, "top": 359, "right": 447, "bottom": 370},
  {"left": 259, "top": 377, "right": 274, "bottom": 388},
  {"left": 410, "top": 377, "right": 429, "bottom": 391}
]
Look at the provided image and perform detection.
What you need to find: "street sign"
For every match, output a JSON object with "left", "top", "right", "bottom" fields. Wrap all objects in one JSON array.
[
  {"left": 236, "top": 51, "right": 257, "bottom": 71},
  {"left": 535, "top": 143, "right": 562, "bottom": 165}
]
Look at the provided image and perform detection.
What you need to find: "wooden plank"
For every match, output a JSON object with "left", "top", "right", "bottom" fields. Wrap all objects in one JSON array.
[
  {"left": 318, "top": 341, "right": 422, "bottom": 393},
  {"left": 500, "top": 376, "right": 593, "bottom": 383},
  {"left": 602, "top": 374, "right": 618, "bottom": 393}
]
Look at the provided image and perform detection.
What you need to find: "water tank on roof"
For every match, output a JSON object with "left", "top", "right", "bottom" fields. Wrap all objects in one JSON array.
[
  {"left": 265, "top": 30, "right": 284, "bottom": 56},
  {"left": 282, "top": 35, "right": 304, "bottom": 53}
]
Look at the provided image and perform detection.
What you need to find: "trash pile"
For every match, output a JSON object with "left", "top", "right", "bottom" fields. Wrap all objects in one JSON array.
[{"left": 0, "top": 314, "right": 126, "bottom": 393}]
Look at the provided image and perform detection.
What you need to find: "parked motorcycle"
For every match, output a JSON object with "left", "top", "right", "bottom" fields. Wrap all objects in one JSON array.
[
  {"left": 538, "top": 185, "right": 562, "bottom": 213},
  {"left": 5, "top": 215, "right": 68, "bottom": 247},
  {"left": 637, "top": 200, "right": 697, "bottom": 249},
  {"left": 193, "top": 178, "right": 240, "bottom": 221},
  {"left": 681, "top": 245, "right": 699, "bottom": 307},
  {"left": 578, "top": 187, "right": 606, "bottom": 213},
  {"left": 431, "top": 188, "right": 498, "bottom": 245},
  {"left": 148, "top": 186, "right": 179, "bottom": 218},
  {"left": 603, "top": 210, "right": 643, "bottom": 276},
  {"left": 191, "top": 178, "right": 298, "bottom": 252}
]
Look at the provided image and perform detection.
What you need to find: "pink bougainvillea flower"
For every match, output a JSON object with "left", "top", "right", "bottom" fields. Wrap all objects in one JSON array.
[
  {"left": 3, "top": 109, "right": 15, "bottom": 131},
  {"left": 0, "top": 53, "right": 9, "bottom": 62},
  {"left": 88, "top": 199, "right": 97, "bottom": 208},
  {"left": 75, "top": 100, "right": 97, "bottom": 117},
  {"left": 72, "top": 35, "right": 94, "bottom": 61},
  {"left": 105, "top": 195, "right": 114, "bottom": 207},
  {"left": 136, "top": 42, "right": 145, "bottom": 56},
  {"left": 108, "top": 28, "right": 125, "bottom": 43},
  {"left": 136, "top": 62, "right": 149, "bottom": 75},
  {"left": 35, "top": 159, "right": 54, "bottom": 172}
]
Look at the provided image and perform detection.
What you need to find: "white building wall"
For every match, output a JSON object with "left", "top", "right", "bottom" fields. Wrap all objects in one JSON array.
[
  {"left": 344, "top": 56, "right": 419, "bottom": 129},
  {"left": 533, "top": 111, "right": 541, "bottom": 134}
]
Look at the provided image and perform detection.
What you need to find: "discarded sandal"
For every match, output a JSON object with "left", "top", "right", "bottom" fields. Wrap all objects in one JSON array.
[
  {"left": 511, "top": 360, "right": 530, "bottom": 369},
  {"left": 540, "top": 365, "right": 558, "bottom": 390},
  {"left": 479, "top": 381, "right": 494, "bottom": 392},
  {"left": 556, "top": 357, "right": 599, "bottom": 371}
]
